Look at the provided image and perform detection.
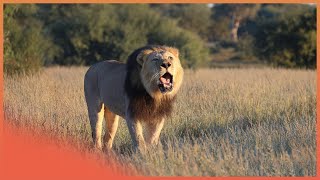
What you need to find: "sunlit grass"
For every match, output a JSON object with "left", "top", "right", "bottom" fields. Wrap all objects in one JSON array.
[{"left": 4, "top": 67, "right": 316, "bottom": 176}]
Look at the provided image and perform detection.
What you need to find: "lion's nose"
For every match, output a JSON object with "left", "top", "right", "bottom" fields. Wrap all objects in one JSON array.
[{"left": 161, "top": 62, "right": 171, "bottom": 69}]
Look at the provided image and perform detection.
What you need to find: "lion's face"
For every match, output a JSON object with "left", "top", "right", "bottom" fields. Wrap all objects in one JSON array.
[{"left": 137, "top": 47, "right": 184, "bottom": 99}]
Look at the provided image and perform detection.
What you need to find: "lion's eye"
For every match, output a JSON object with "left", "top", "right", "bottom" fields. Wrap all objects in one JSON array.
[{"left": 168, "top": 56, "right": 173, "bottom": 60}]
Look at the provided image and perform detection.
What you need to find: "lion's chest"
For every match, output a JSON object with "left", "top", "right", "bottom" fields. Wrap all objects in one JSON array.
[{"left": 128, "top": 95, "right": 175, "bottom": 122}]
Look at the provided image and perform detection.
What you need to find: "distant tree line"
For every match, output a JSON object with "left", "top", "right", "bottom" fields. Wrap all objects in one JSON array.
[{"left": 4, "top": 4, "right": 316, "bottom": 75}]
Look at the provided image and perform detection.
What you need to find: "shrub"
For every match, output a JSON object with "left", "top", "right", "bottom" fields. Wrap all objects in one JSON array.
[
  {"left": 4, "top": 4, "right": 57, "bottom": 75},
  {"left": 253, "top": 6, "right": 316, "bottom": 68},
  {"left": 37, "top": 4, "right": 209, "bottom": 69}
]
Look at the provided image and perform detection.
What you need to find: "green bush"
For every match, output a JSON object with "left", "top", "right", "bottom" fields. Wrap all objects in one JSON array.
[
  {"left": 235, "top": 34, "right": 256, "bottom": 61},
  {"left": 4, "top": 4, "right": 209, "bottom": 74},
  {"left": 4, "top": 4, "right": 316, "bottom": 72},
  {"left": 253, "top": 6, "right": 316, "bottom": 68},
  {"left": 4, "top": 4, "right": 57, "bottom": 75},
  {"left": 37, "top": 4, "right": 209, "bottom": 68},
  {"left": 151, "top": 4, "right": 212, "bottom": 40}
]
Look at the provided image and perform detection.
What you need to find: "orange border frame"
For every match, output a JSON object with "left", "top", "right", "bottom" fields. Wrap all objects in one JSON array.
[{"left": 0, "top": 1, "right": 318, "bottom": 179}]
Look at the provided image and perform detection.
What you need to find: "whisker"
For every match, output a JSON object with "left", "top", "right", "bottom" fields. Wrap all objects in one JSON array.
[{"left": 149, "top": 72, "right": 160, "bottom": 83}]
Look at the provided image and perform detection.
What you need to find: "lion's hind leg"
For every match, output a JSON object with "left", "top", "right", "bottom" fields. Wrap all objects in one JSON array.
[
  {"left": 86, "top": 101, "right": 105, "bottom": 150},
  {"left": 103, "top": 108, "right": 119, "bottom": 150},
  {"left": 84, "top": 72, "right": 105, "bottom": 150}
]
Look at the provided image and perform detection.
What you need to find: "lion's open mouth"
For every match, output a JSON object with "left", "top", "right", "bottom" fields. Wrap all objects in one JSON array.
[{"left": 158, "top": 72, "right": 173, "bottom": 93}]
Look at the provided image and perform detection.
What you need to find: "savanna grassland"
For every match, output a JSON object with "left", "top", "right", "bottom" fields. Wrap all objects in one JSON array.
[{"left": 4, "top": 67, "right": 316, "bottom": 176}]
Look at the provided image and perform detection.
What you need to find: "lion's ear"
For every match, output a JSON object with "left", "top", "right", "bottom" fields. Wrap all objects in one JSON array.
[
  {"left": 166, "top": 47, "right": 179, "bottom": 58},
  {"left": 137, "top": 49, "right": 153, "bottom": 65}
]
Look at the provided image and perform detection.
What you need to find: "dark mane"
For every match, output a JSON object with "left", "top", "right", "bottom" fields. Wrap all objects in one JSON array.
[{"left": 124, "top": 45, "right": 175, "bottom": 121}]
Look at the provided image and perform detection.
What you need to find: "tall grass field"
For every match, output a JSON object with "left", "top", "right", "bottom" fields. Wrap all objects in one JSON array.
[{"left": 4, "top": 67, "right": 316, "bottom": 176}]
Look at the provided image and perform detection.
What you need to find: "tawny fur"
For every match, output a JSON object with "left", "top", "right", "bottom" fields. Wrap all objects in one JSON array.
[{"left": 84, "top": 45, "right": 184, "bottom": 151}]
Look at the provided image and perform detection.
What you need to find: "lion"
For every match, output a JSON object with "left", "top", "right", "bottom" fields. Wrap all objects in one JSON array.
[{"left": 84, "top": 45, "right": 184, "bottom": 151}]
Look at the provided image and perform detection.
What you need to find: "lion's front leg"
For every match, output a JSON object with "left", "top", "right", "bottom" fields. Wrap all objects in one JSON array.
[
  {"left": 103, "top": 108, "right": 119, "bottom": 151},
  {"left": 125, "top": 116, "right": 146, "bottom": 151},
  {"left": 145, "top": 118, "right": 165, "bottom": 146}
]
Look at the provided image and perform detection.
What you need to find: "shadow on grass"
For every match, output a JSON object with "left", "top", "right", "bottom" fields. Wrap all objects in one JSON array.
[
  {"left": 112, "top": 117, "right": 257, "bottom": 156},
  {"left": 175, "top": 117, "right": 255, "bottom": 140},
  {"left": 114, "top": 142, "right": 134, "bottom": 156}
]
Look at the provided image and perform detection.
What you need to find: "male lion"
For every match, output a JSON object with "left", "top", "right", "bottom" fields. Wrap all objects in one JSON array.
[{"left": 84, "top": 45, "right": 184, "bottom": 151}]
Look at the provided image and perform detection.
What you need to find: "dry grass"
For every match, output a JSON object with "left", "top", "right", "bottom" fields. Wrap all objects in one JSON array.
[{"left": 4, "top": 66, "right": 316, "bottom": 176}]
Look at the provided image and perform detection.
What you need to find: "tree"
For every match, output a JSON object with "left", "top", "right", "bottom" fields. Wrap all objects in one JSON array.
[
  {"left": 36, "top": 4, "right": 209, "bottom": 68},
  {"left": 253, "top": 5, "right": 316, "bottom": 68},
  {"left": 4, "top": 4, "right": 57, "bottom": 75},
  {"left": 211, "top": 4, "right": 260, "bottom": 42},
  {"left": 151, "top": 4, "right": 212, "bottom": 40}
]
